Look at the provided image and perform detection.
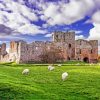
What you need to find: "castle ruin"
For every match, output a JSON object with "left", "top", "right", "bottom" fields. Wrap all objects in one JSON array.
[{"left": 0, "top": 31, "right": 98, "bottom": 63}]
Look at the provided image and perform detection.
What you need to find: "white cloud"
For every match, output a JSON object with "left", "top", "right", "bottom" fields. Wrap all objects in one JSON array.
[
  {"left": 70, "top": 30, "right": 83, "bottom": 34},
  {"left": 3, "top": 0, "right": 38, "bottom": 21},
  {"left": 92, "top": 11, "right": 100, "bottom": 24},
  {"left": 75, "top": 35, "right": 85, "bottom": 40},
  {"left": 0, "top": 0, "right": 99, "bottom": 36},
  {"left": 39, "top": 0, "right": 94, "bottom": 26},
  {"left": 75, "top": 30, "right": 83, "bottom": 34},
  {"left": 44, "top": 33, "right": 52, "bottom": 37},
  {"left": 0, "top": 0, "right": 46, "bottom": 35},
  {"left": 44, "top": 3, "right": 59, "bottom": 18},
  {"left": 88, "top": 23, "right": 100, "bottom": 40},
  {"left": 42, "top": 23, "right": 48, "bottom": 28},
  {"left": 88, "top": 10, "right": 100, "bottom": 42},
  {"left": 40, "top": 15, "right": 48, "bottom": 21},
  {"left": 1, "top": 0, "right": 100, "bottom": 42},
  {"left": 17, "top": 24, "right": 47, "bottom": 35},
  {"left": 0, "top": 35, "right": 25, "bottom": 40}
]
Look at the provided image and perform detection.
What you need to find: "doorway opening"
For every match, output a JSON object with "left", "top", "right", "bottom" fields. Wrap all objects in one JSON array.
[
  {"left": 83, "top": 57, "right": 89, "bottom": 63},
  {"left": 68, "top": 56, "right": 70, "bottom": 60}
]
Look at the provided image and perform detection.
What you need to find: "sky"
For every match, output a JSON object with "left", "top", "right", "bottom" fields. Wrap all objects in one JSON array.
[{"left": 0, "top": 0, "right": 100, "bottom": 52}]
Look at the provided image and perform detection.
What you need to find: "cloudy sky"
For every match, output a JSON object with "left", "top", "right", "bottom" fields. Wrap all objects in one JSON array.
[{"left": 0, "top": 0, "right": 100, "bottom": 52}]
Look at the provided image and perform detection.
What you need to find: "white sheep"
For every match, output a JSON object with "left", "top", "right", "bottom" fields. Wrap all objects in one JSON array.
[
  {"left": 50, "top": 66, "right": 55, "bottom": 71},
  {"left": 48, "top": 65, "right": 52, "bottom": 70},
  {"left": 62, "top": 72, "right": 68, "bottom": 81},
  {"left": 76, "top": 63, "right": 80, "bottom": 66},
  {"left": 48, "top": 65, "right": 55, "bottom": 71},
  {"left": 89, "top": 63, "right": 92, "bottom": 66},
  {"left": 22, "top": 69, "right": 29, "bottom": 75},
  {"left": 90, "top": 63, "right": 93, "bottom": 66},
  {"left": 58, "top": 64, "right": 62, "bottom": 67}
]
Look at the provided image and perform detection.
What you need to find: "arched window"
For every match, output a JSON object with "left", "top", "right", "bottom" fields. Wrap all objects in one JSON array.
[
  {"left": 56, "top": 35, "right": 58, "bottom": 42},
  {"left": 68, "top": 56, "right": 70, "bottom": 60},
  {"left": 56, "top": 35, "right": 58, "bottom": 38},
  {"left": 68, "top": 44, "right": 71, "bottom": 48},
  {"left": 79, "top": 49, "right": 81, "bottom": 54},
  {"left": 91, "top": 49, "right": 93, "bottom": 54},
  {"left": 78, "top": 58, "right": 80, "bottom": 60},
  {"left": 80, "top": 41, "right": 81, "bottom": 45}
]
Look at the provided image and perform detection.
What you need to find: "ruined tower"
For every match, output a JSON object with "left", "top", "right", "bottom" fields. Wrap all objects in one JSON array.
[
  {"left": 52, "top": 31, "right": 75, "bottom": 60},
  {"left": 8, "top": 41, "right": 21, "bottom": 62},
  {"left": 1, "top": 43, "right": 7, "bottom": 55},
  {"left": 0, "top": 43, "right": 8, "bottom": 62}
]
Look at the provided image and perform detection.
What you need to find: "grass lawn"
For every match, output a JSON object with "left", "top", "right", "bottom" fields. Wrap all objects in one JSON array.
[{"left": 0, "top": 62, "right": 100, "bottom": 100}]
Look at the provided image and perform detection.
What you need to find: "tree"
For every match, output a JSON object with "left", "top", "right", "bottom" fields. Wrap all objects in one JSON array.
[{"left": 39, "top": 46, "right": 64, "bottom": 64}]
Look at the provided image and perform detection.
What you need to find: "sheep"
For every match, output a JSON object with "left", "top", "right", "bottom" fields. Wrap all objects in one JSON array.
[
  {"left": 62, "top": 72, "right": 68, "bottom": 81},
  {"left": 58, "top": 64, "right": 62, "bottom": 67},
  {"left": 90, "top": 63, "right": 93, "bottom": 66},
  {"left": 22, "top": 69, "right": 29, "bottom": 75},
  {"left": 50, "top": 66, "right": 55, "bottom": 71},
  {"left": 48, "top": 65, "right": 55, "bottom": 71},
  {"left": 48, "top": 65, "right": 52, "bottom": 70},
  {"left": 89, "top": 63, "right": 92, "bottom": 66},
  {"left": 76, "top": 63, "right": 80, "bottom": 66}
]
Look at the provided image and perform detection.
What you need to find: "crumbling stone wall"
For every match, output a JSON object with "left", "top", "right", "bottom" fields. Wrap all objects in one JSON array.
[
  {"left": 75, "top": 39, "right": 98, "bottom": 63},
  {"left": 0, "top": 43, "right": 7, "bottom": 55},
  {"left": 18, "top": 41, "right": 66, "bottom": 63},
  {"left": 0, "top": 31, "right": 98, "bottom": 63},
  {"left": 0, "top": 43, "right": 8, "bottom": 62},
  {"left": 9, "top": 41, "right": 21, "bottom": 62}
]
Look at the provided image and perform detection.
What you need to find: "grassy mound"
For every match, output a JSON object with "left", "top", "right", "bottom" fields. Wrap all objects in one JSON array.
[{"left": 0, "top": 63, "right": 100, "bottom": 100}]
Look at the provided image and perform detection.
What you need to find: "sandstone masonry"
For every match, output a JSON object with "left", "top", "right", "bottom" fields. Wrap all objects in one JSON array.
[{"left": 0, "top": 31, "right": 98, "bottom": 63}]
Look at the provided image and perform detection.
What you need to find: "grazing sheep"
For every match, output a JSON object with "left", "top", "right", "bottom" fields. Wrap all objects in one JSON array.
[
  {"left": 62, "top": 72, "right": 68, "bottom": 81},
  {"left": 48, "top": 65, "right": 52, "bottom": 70},
  {"left": 50, "top": 66, "right": 55, "bottom": 71},
  {"left": 76, "top": 63, "right": 80, "bottom": 66},
  {"left": 58, "top": 64, "right": 62, "bottom": 67},
  {"left": 90, "top": 63, "right": 93, "bottom": 66},
  {"left": 22, "top": 69, "right": 29, "bottom": 75},
  {"left": 89, "top": 63, "right": 92, "bottom": 66},
  {"left": 48, "top": 65, "right": 55, "bottom": 71}
]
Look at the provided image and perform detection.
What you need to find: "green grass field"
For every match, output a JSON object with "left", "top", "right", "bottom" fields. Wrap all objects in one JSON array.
[{"left": 0, "top": 62, "right": 100, "bottom": 100}]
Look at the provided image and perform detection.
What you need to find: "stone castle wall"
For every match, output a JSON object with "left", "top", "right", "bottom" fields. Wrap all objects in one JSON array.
[
  {"left": 0, "top": 31, "right": 98, "bottom": 63},
  {"left": 75, "top": 39, "right": 98, "bottom": 63},
  {"left": 52, "top": 31, "right": 75, "bottom": 60}
]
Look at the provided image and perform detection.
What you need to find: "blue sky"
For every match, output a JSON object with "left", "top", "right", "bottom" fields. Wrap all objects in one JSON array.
[{"left": 0, "top": 0, "right": 100, "bottom": 50}]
